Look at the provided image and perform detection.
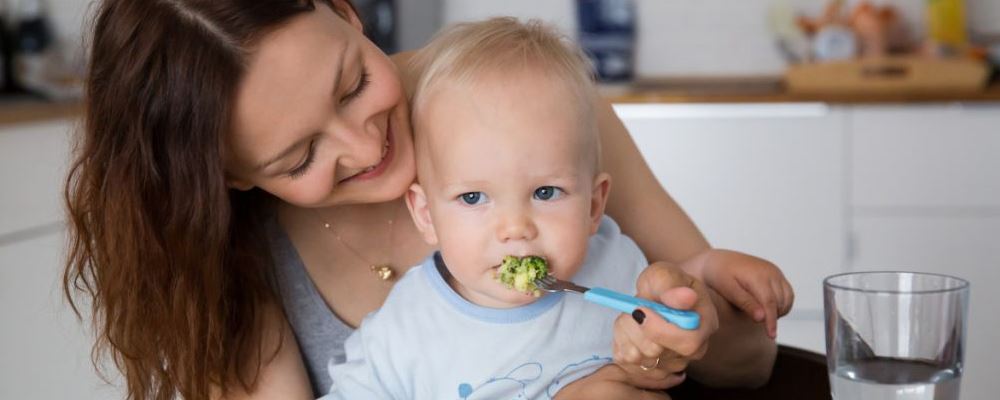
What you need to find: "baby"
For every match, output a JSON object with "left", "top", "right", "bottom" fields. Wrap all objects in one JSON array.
[
  {"left": 322, "top": 16, "right": 796, "bottom": 399},
  {"left": 322, "top": 17, "right": 661, "bottom": 399}
]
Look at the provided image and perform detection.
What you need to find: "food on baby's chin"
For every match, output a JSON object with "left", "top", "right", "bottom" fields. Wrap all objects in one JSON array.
[{"left": 496, "top": 255, "right": 549, "bottom": 297}]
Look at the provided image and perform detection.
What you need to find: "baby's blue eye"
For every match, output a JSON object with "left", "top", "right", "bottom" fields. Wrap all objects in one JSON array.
[
  {"left": 459, "top": 192, "right": 487, "bottom": 205},
  {"left": 533, "top": 186, "right": 563, "bottom": 201}
]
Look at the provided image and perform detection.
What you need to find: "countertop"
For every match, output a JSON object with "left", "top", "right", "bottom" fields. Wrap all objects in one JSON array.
[
  {"left": 2, "top": 80, "right": 999, "bottom": 127},
  {"left": 601, "top": 78, "right": 1000, "bottom": 104},
  {"left": 0, "top": 99, "right": 82, "bottom": 127}
]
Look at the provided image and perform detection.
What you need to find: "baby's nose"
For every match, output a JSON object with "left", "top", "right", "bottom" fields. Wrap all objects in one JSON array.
[{"left": 496, "top": 213, "right": 538, "bottom": 243}]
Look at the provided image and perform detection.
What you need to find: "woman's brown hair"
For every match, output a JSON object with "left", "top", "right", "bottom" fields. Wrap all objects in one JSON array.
[{"left": 64, "top": 1, "right": 356, "bottom": 399}]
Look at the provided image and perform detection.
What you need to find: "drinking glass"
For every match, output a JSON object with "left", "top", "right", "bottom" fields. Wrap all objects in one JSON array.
[{"left": 824, "top": 272, "right": 969, "bottom": 400}]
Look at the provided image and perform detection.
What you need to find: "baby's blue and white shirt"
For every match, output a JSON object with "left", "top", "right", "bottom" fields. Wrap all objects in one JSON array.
[{"left": 321, "top": 215, "right": 649, "bottom": 400}]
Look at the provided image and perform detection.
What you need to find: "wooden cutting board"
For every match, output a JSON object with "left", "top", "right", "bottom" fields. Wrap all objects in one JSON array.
[{"left": 785, "top": 57, "right": 990, "bottom": 94}]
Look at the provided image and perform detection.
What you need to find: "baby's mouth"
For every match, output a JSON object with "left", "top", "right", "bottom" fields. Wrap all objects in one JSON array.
[{"left": 495, "top": 255, "right": 549, "bottom": 297}]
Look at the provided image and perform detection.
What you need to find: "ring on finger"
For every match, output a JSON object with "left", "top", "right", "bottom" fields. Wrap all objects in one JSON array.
[{"left": 639, "top": 356, "right": 660, "bottom": 371}]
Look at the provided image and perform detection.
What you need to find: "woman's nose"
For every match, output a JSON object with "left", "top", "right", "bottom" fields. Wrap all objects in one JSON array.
[
  {"left": 496, "top": 211, "right": 538, "bottom": 243},
  {"left": 325, "top": 121, "right": 382, "bottom": 168}
]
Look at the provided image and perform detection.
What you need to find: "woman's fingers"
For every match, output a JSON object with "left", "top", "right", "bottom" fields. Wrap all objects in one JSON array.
[
  {"left": 635, "top": 262, "right": 694, "bottom": 303},
  {"left": 658, "top": 351, "right": 690, "bottom": 374},
  {"left": 553, "top": 364, "right": 676, "bottom": 399},
  {"left": 636, "top": 274, "right": 719, "bottom": 361},
  {"left": 636, "top": 307, "right": 706, "bottom": 359},
  {"left": 614, "top": 314, "right": 646, "bottom": 364},
  {"left": 656, "top": 286, "right": 698, "bottom": 311},
  {"left": 620, "top": 261, "right": 719, "bottom": 392},
  {"left": 614, "top": 313, "right": 667, "bottom": 363},
  {"left": 612, "top": 313, "right": 691, "bottom": 391}
]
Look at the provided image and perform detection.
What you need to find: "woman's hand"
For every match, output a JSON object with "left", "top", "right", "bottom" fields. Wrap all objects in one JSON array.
[
  {"left": 611, "top": 262, "right": 719, "bottom": 390},
  {"left": 554, "top": 363, "right": 672, "bottom": 400},
  {"left": 685, "top": 249, "right": 794, "bottom": 339}
]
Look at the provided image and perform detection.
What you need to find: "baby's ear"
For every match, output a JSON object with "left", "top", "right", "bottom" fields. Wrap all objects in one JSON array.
[
  {"left": 588, "top": 173, "right": 611, "bottom": 234},
  {"left": 404, "top": 183, "right": 439, "bottom": 245}
]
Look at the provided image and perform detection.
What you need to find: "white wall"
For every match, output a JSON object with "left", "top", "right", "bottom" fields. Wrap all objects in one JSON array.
[
  {"left": 0, "top": 232, "right": 124, "bottom": 400},
  {"left": 442, "top": 0, "right": 1000, "bottom": 77},
  {"left": 0, "top": 119, "right": 122, "bottom": 399},
  {"left": 1, "top": 0, "right": 93, "bottom": 43},
  {"left": 38, "top": 0, "right": 1000, "bottom": 75}
]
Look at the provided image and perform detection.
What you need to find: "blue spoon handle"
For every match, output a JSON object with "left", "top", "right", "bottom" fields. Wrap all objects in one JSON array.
[{"left": 583, "top": 287, "right": 700, "bottom": 330}]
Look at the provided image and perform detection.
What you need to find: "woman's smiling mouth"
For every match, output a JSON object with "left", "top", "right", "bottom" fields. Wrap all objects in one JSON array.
[{"left": 338, "top": 123, "right": 395, "bottom": 184}]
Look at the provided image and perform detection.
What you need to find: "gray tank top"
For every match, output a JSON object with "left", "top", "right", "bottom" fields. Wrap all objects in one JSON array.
[{"left": 268, "top": 219, "right": 353, "bottom": 396}]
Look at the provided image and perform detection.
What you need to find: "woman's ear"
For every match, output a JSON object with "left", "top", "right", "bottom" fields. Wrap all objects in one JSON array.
[
  {"left": 404, "top": 183, "right": 439, "bottom": 245},
  {"left": 330, "top": 0, "right": 364, "bottom": 32},
  {"left": 588, "top": 173, "right": 612, "bottom": 234},
  {"left": 225, "top": 173, "right": 254, "bottom": 191}
]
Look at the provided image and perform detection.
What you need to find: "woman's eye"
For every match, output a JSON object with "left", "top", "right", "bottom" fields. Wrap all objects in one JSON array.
[
  {"left": 459, "top": 192, "right": 488, "bottom": 205},
  {"left": 340, "top": 69, "right": 370, "bottom": 105},
  {"left": 533, "top": 186, "right": 563, "bottom": 201},
  {"left": 287, "top": 141, "right": 316, "bottom": 179}
]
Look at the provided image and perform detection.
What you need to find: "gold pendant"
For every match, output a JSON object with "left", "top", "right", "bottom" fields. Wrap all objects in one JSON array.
[{"left": 370, "top": 264, "right": 395, "bottom": 281}]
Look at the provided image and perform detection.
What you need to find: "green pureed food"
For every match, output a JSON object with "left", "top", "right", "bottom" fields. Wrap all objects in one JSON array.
[{"left": 496, "top": 255, "right": 549, "bottom": 296}]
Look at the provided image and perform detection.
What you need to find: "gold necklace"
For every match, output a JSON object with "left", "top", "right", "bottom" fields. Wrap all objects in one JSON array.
[{"left": 315, "top": 205, "right": 398, "bottom": 281}]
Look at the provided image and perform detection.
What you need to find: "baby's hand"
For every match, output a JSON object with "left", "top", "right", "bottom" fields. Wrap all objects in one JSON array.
[{"left": 687, "top": 249, "right": 794, "bottom": 339}]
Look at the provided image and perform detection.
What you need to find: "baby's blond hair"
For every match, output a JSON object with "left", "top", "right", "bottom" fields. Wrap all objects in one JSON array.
[{"left": 408, "top": 17, "right": 600, "bottom": 166}]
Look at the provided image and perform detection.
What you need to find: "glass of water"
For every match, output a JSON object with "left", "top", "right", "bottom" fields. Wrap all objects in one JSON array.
[{"left": 824, "top": 272, "right": 969, "bottom": 400}]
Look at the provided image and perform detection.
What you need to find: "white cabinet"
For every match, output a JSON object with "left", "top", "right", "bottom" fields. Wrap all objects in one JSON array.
[
  {"left": 851, "top": 105, "right": 1000, "bottom": 209},
  {"left": 616, "top": 103, "right": 846, "bottom": 314},
  {"left": 846, "top": 104, "right": 1000, "bottom": 400},
  {"left": 0, "top": 119, "right": 77, "bottom": 238},
  {"left": 0, "top": 118, "right": 118, "bottom": 399},
  {"left": 616, "top": 103, "right": 1000, "bottom": 398},
  {"left": 0, "top": 232, "right": 122, "bottom": 400},
  {"left": 850, "top": 216, "right": 1000, "bottom": 400}
]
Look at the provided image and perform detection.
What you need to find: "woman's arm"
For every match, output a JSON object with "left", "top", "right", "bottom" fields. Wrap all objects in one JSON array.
[
  {"left": 213, "top": 305, "right": 314, "bottom": 400},
  {"left": 688, "top": 288, "right": 778, "bottom": 387},
  {"left": 596, "top": 96, "right": 709, "bottom": 265},
  {"left": 595, "top": 97, "right": 777, "bottom": 387}
]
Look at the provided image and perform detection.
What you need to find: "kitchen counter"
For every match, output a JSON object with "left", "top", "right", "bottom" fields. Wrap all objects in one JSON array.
[
  {"left": 0, "top": 99, "right": 82, "bottom": 127},
  {"left": 601, "top": 78, "right": 1000, "bottom": 104},
  {"left": 2, "top": 80, "right": 1000, "bottom": 127}
]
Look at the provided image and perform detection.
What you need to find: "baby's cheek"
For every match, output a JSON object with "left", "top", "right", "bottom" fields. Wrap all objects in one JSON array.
[{"left": 550, "top": 235, "right": 590, "bottom": 279}]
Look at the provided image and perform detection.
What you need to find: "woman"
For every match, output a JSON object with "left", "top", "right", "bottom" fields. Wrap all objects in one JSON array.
[{"left": 64, "top": 1, "right": 780, "bottom": 399}]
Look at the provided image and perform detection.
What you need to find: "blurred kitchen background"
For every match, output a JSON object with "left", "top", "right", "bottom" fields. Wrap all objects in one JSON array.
[{"left": 1, "top": 0, "right": 998, "bottom": 398}]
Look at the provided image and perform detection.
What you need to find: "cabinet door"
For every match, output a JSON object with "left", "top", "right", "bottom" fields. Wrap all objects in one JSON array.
[
  {"left": 850, "top": 216, "right": 1000, "bottom": 400},
  {"left": 851, "top": 104, "right": 1000, "bottom": 209},
  {"left": 0, "top": 120, "right": 77, "bottom": 238},
  {"left": 615, "top": 103, "right": 846, "bottom": 314},
  {"left": 0, "top": 232, "right": 123, "bottom": 399}
]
